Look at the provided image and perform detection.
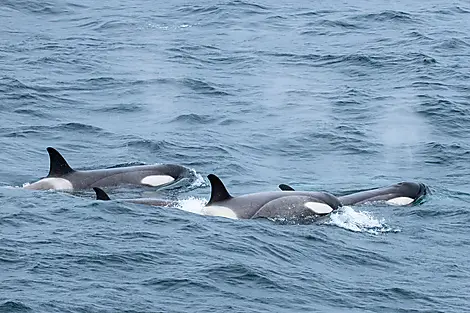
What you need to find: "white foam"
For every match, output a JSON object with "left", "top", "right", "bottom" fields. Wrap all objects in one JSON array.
[
  {"left": 175, "top": 197, "right": 239, "bottom": 220},
  {"left": 386, "top": 197, "right": 414, "bottom": 206},
  {"left": 176, "top": 197, "right": 207, "bottom": 215},
  {"left": 189, "top": 170, "right": 206, "bottom": 189},
  {"left": 327, "top": 206, "right": 399, "bottom": 234},
  {"left": 304, "top": 202, "right": 333, "bottom": 215},
  {"left": 23, "top": 178, "right": 73, "bottom": 191},
  {"left": 141, "top": 175, "right": 174, "bottom": 187}
]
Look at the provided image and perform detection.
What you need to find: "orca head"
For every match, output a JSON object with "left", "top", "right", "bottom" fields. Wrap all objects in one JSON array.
[{"left": 391, "top": 182, "right": 429, "bottom": 205}]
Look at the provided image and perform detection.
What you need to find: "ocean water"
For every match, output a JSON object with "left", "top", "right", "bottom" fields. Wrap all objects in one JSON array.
[{"left": 1, "top": 0, "right": 470, "bottom": 312}]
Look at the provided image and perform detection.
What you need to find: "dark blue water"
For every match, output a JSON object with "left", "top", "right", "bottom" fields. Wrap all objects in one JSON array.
[{"left": 1, "top": 0, "right": 470, "bottom": 312}]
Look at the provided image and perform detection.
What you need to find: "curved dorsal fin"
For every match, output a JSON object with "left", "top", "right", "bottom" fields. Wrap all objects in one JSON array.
[
  {"left": 46, "top": 147, "right": 75, "bottom": 177},
  {"left": 93, "top": 187, "right": 111, "bottom": 201},
  {"left": 279, "top": 184, "right": 295, "bottom": 191},
  {"left": 207, "top": 174, "right": 232, "bottom": 205}
]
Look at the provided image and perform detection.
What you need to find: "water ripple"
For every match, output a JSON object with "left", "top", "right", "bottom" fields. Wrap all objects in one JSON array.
[
  {"left": 0, "top": 301, "right": 32, "bottom": 313},
  {"left": 1, "top": 0, "right": 470, "bottom": 312}
]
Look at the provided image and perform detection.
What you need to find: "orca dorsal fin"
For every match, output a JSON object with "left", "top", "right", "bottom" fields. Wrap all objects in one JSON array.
[
  {"left": 93, "top": 187, "right": 111, "bottom": 201},
  {"left": 207, "top": 174, "right": 232, "bottom": 205},
  {"left": 46, "top": 147, "right": 75, "bottom": 177},
  {"left": 279, "top": 184, "right": 295, "bottom": 191}
]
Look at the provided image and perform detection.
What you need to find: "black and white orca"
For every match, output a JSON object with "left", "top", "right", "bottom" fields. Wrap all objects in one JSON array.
[
  {"left": 278, "top": 181, "right": 428, "bottom": 206},
  {"left": 24, "top": 147, "right": 190, "bottom": 191}
]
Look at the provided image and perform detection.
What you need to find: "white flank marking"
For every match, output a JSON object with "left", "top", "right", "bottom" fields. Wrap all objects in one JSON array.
[
  {"left": 23, "top": 178, "right": 73, "bottom": 191},
  {"left": 304, "top": 202, "right": 333, "bottom": 215},
  {"left": 386, "top": 197, "right": 414, "bottom": 206},
  {"left": 141, "top": 175, "right": 174, "bottom": 187},
  {"left": 203, "top": 205, "right": 238, "bottom": 219}
]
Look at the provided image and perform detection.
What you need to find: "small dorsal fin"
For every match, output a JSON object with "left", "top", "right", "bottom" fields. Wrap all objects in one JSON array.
[
  {"left": 279, "top": 184, "right": 295, "bottom": 191},
  {"left": 93, "top": 187, "right": 111, "bottom": 201},
  {"left": 46, "top": 147, "right": 75, "bottom": 177},
  {"left": 207, "top": 174, "right": 232, "bottom": 205}
]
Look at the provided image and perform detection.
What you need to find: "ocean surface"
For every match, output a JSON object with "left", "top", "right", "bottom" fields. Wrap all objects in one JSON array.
[{"left": 1, "top": 0, "right": 470, "bottom": 312}]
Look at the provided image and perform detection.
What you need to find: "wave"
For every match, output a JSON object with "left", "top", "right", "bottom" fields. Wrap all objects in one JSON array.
[
  {"left": 1, "top": 0, "right": 72, "bottom": 15},
  {"left": 0, "top": 301, "right": 32, "bottom": 313},
  {"left": 327, "top": 206, "right": 400, "bottom": 234},
  {"left": 180, "top": 78, "right": 231, "bottom": 96},
  {"left": 351, "top": 10, "right": 415, "bottom": 23},
  {"left": 170, "top": 113, "right": 218, "bottom": 125}
]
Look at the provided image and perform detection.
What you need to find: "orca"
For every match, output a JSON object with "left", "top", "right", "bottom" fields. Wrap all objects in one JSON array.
[
  {"left": 278, "top": 181, "right": 428, "bottom": 206},
  {"left": 204, "top": 174, "right": 341, "bottom": 219},
  {"left": 24, "top": 147, "right": 190, "bottom": 191},
  {"left": 93, "top": 187, "right": 178, "bottom": 207},
  {"left": 92, "top": 174, "right": 341, "bottom": 220}
]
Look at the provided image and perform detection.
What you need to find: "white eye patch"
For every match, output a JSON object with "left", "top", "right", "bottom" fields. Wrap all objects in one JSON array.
[
  {"left": 386, "top": 197, "right": 414, "bottom": 206},
  {"left": 304, "top": 202, "right": 333, "bottom": 215}
]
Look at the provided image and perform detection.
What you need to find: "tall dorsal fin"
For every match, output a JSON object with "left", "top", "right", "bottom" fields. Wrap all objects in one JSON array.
[
  {"left": 279, "top": 184, "right": 295, "bottom": 191},
  {"left": 46, "top": 147, "right": 75, "bottom": 177},
  {"left": 93, "top": 187, "right": 111, "bottom": 201},
  {"left": 207, "top": 174, "right": 232, "bottom": 205}
]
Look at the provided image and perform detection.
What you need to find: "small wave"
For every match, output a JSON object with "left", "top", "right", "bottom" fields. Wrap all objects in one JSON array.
[
  {"left": 177, "top": 5, "right": 221, "bottom": 15},
  {"left": 170, "top": 113, "right": 217, "bottom": 125},
  {"left": 318, "top": 19, "right": 361, "bottom": 30},
  {"left": 337, "top": 54, "right": 383, "bottom": 67},
  {"left": 433, "top": 6, "right": 470, "bottom": 15},
  {"left": 327, "top": 206, "right": 399, "bottom": 234},
  {"left": 180, "top": 78, "right": 231, "bottom": 96},
  {"left": 295, "top": 10, "right": 334, "bottom": 17},
  {"left": 402, "top": 52, "right": 437, "bottom": 64},
  {"left": 0, "top": 301, "right": 32, "bottom": 313},
  {"left": 3, "top": 122, "right": 109, "bottom": 138},
  {"left": 177, "top": 1, "right": 267, "bottom": 17},
  {"left": 257, "top": 51, "right": 382, "bottom": 68},
  {"left": 58, "top": 122, "right": 105, "bottom": 133},
  {"left": 12, "top": 108, "right": 49, "bottom": 119},
  {"left": 435, "top": 38, "right": 470, "bottom": 50},
  {"left": 266, "top": 15, "right": 286, "bottom": 21},
  {"left": 455, "top": 6, "right": 470, "bottom": 13},
  {"left": 74, "top": 251, "right": 158, "bottom": 267},
  {"left": 75, "top": 76, "right": 122, "bottom": 88},
  {"left": 406, "top": 31, "right": 433, "bottom": 41},
  {"left": 167, "top": 48, "right": 207, "bottom": 63},
  {"left": 95, "top": 20, "right": 136, "bottom": 32},
  {"left": 92, "top": 103, "right": 143, "bottom": 113},
  {"left": 219, "top": 118, "right": 244, "bottom": 125},
  {"left": 226, "top": 0, "right": 268, "bottom": 11},
  {"left": 421, "top": 141, "right": 468, "bottom": 155},
  {"left": 142, "top": 277, "right": 214, "bottom": 291},
  {"left": 2, "top": 0, "right": 70, "bottom": 15},
  {"left": 352, "top": 10, "right": 415, "bottom": 23},
  {"left": 204, "top": 263, "right": 282, "bottom": 289},
  {"left": 125, "top": 139, "right": 167, "bottom": 151}
]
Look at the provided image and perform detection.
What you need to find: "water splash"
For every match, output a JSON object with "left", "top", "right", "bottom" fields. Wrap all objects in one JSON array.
[
  {"left": 188, "top": 169, "right": 206, "bottom": 189},
  {"left": 176, "top": 197, "right": 207, "bottom": 215},
  {"left": 327, "top": 206, "right": 400, "bottom": 234}
]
